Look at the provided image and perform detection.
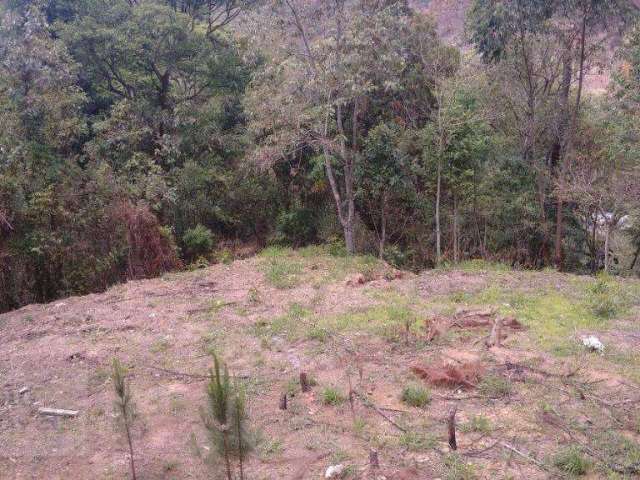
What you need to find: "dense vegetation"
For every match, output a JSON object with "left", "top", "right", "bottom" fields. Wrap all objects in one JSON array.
[{"left": 2, "top": 0, "right": 640, "bottom": 312}]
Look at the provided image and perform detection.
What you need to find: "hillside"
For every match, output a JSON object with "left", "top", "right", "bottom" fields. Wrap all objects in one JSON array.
[{"left": 2, "top": 248, "right": 640, "bottom": 479}]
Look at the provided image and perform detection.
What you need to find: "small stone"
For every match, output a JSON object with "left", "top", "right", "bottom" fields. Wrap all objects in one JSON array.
[
  {"left": 582, "top": 335, "right": 604, "bottom": 354},
  {"left": 325, "top": 464, "right": 345, "bottom": 479}
]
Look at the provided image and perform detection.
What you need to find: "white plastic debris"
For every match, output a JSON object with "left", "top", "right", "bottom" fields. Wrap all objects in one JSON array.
[
  {"left": 325, "top": 464, "right": 345, "bottom": 479},
  {"left": 582, "top": 335, "right": 604, "bottom": 354}
]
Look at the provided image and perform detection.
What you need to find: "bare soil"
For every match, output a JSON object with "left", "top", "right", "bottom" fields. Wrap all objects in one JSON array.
[{"left": 2, "top": 254, "right": 640, "bottom": 479}]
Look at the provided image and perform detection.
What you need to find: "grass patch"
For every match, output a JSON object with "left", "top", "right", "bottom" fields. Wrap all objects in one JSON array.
[
  {"left": 585, "top": 273, "right": 626, "bottom": 319},
  {"left": 444, "top": 453, "right": 477, "bottom": 480},
  {"left": 553, "top": 446, "right": 589, "bottom": 476},
  {"left": 321, "top": 387, "right": 345, "bottom": 406},
  {"left": 401, "top": 384, "right": 431, "bottom": 407},
  {"left": 478, "top": 375, "right": 512, "bottom": 398},
  {"left": 461, "top": 415, "right": 492, "bottom": 434},
  {"left": 398, "top": 431, "right": 437, "bottom": 451},
  {"left": 314, "top": 303, "right": 417, "bottom": 342},
  {"left": 439, "top": 259, "right": 511, "bottom": 273}
]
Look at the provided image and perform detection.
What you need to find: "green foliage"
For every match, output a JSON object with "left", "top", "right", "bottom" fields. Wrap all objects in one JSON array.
[
  {"left": 111, "top": 358, "right": 137, "bottom": 480},
  {"left": 461, "top": 415, "right": 492, "bottom": 434},
  {"left": 321, "top": 387, "right": 345, "bottom": 406},
  {"left": 586, "top": 273, "right": 624, "bottom": 319},
  {"left": 401, "top": 384, "right": 431, "bottom": 408},
  {"left": 398, "top": 431, "right": 437, "bottom": 451},
  {"left": 275, "top": 207, "right": 318, "bottom": 247},
  {"left": 478, "top": 375, "right": 512, "bottom": 398},
  {"left": 202, "top": 353, "right": 252, "bottom": 480},
  {"left": 182, "top": 225, "right": 214, "bottom": 261},
  {"left": 444, "top": 453, "right": 477, "bottom": 480},
  {"left": 553, "top": 446, "right": 589, "bottom": 476}
]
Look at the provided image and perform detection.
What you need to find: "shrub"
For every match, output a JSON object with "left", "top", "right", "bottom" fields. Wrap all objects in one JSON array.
[
  {"left": 183, "top": 224, "right": 214, "bottom": 261},
  {"left": 553, "top": 446, "right": 589, "bottom": 475},
  {"left": 401, "top": 384, "right": 431, "bottom": 408},
  {"left": 586, "top": 273, "right": 623, "bottom": 319},
  {"left": 275, "top": 208, "right": 317, "bottom": 247}
]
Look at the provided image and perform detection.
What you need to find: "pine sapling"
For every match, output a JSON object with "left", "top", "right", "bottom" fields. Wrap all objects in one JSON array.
[
  {"left": 111, "top": 358, "right": 137, "bottom": 480},
  {"left": 234, "top": 388, "right": 247, "bottom": 480},
  {"left": 204, "top": 353, "right": 233, "bottom": 480}
]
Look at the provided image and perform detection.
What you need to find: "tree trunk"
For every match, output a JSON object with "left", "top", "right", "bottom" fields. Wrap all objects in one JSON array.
[
  {"left": 453, "top": 193, "right": 459, "bottom": 263},
  {"left": 379, "top": 191, "right": 387, "bottom": 259},
  {"left": 604, "top": 223, "right": 611, "bottom": 273},
  {"left": 435, "top": 157, "right": 442, "bottom": 265}
]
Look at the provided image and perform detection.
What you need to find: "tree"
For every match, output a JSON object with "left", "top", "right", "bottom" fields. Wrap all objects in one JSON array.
[
  {"left": 468, "top": 0, "right": 638, "bottom": 268},
  {"left": 247, "top": 1, "right": 448, "bottom": 254}
]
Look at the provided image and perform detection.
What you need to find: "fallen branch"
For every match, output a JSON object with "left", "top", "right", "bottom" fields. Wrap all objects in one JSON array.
[
  {"left": 38, "top": 408, "right": 78, "bottom": 417},
  {"left": 353, "top": 391, "right": 406, "bottom": 432}
]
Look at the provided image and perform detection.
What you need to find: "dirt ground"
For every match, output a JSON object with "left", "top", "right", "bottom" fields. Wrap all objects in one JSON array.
[{"left": 2, "top": 250, "right": 640, "bottom": 479}]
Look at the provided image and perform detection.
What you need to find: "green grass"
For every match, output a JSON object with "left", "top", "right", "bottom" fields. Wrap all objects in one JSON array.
[
  {"left": 553, "top": 446, "right": 589, "bottom": 476},
  {"left": 444, "top": 453, "right": 477, "bottom": 480},
  {"left": 438, "top": 259, "right": 511, "bottom": 273},
  {"left": 401, "top": 384, "right": 431, "bottom": 407},
  {"left": 259, "top": 246, "right": 388, "bottom": 288},
  {"left": 321, "top": 387, "right": 345, "bottom": 406},
  {"left": 478, "top": 375, "right": 512, "bottom": 398},
  {"left": 461, "top": 414, "right": 492, "bottom": 434},
  {"left": 398, "top": 430, "right": 437, "bottom": 451}
]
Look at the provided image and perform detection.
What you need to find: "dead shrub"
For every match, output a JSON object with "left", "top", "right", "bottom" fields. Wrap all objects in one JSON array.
[
  {"left": 412, "top": 361, "right": 484, "bottom": 389},
  {"left": 118, "top": 202, "right": 181, "bottom": 279}
]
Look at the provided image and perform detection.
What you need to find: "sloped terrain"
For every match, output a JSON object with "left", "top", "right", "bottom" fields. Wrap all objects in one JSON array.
[{"left": 2, "top": 248, "right": 640, "bottom": 479}]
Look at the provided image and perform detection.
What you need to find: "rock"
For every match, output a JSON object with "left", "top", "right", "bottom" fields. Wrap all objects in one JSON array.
[
  {"left": 582, "top": 335, "right": 604, "bottom": 354},
  {"left": 325, "top": 464, "right": 345, "bottom": 478}
]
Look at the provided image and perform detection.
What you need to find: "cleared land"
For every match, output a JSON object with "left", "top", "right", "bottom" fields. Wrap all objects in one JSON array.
[{"left": 2, "top": 247, "right": 640, "bottom": 479}]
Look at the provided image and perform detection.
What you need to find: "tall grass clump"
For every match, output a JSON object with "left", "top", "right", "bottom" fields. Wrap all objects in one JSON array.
[{"left": 586, "top": 273, "right": 624, "bottom": 319}]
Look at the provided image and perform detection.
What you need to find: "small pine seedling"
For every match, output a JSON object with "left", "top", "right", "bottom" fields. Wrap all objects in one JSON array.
[{"left": 111, "top": 358, "right": 137, "bottom": 480}]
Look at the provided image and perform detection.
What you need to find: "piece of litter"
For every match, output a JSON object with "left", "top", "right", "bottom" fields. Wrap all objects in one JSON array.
[
  {"left": 325, "top": 464, "right": 345, "bottom": 478},
  {"left": 18, "top": 387, "right": 29, "bottom": 395},
  {"left": 582, "top": 335, "right": 604, "bottom": 353}
]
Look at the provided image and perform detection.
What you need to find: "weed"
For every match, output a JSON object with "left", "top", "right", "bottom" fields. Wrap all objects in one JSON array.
[
  {"left": 461, "top": 415, "right": 492, "bottom": 434},
  {"left": 352, "top": 418, "right": 367, "bottom": 436},
  {"left": 553, "top": 446, "right": 589, "bottom": 475},
  {"left": 401, "top": 384, "right": 431, "bottom": 408},
  {"left": 444, "top": 453, "right": 477, "bottom": 480},
  {"left": 399, "top": 431, "right": 437, "bottom": 451},
  {"left": 247, "top": 287, "right": 260, "bottom": 304},
  {"left": 260, "top": 438, "right": 284, "bottom": 457},
  {"left": 307, "top": 324, "right": 330, "bottom": 342},
  {"left": 150, "top": 338, "right": 171, "bottom": 354},
  {"left": 217, "top": 248, "right": 234, "bottom": 265},
  {"left": 321, "top": 387, "right": 345, "bottom": 406},
  {"left": 261, "top": 255, "right": 302, "bottom": 289},
  {"left": 478, "top": 375, "right": 512, "bottom": 397},
  {"left": 163, "top": 460, "right": 179, "bottom": 473}
]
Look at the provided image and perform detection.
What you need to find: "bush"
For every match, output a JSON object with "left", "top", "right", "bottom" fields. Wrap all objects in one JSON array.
[
  {"left": 275, "top": 208, "right": 317, "bottom": 247},
  {"left": 183, "top": 224, "right": 214, "bottom": 261},
  {"left": 401, "top": 384, "right": 431, "bottom": 407},
  {"left": 586, "top": 273, "right": 623, "bottom": 319}
]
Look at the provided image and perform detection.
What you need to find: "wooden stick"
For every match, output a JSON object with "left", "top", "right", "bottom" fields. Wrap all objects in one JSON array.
[
  {"left": 448, "top": 405, "right": 458, "bottom": 451},
  {"left": 38, "top": 408, "right": 78, "bottom": 417}
]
